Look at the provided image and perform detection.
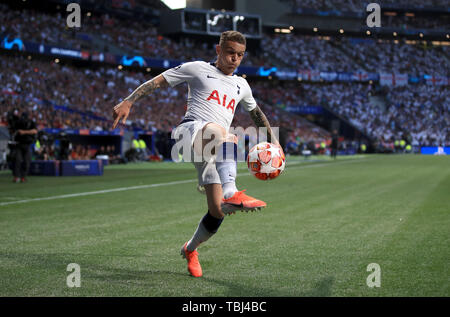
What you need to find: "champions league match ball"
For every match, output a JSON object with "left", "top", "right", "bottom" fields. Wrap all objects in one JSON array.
[{"left": 247, "top": 142, "right": 286, "bottom": 180}]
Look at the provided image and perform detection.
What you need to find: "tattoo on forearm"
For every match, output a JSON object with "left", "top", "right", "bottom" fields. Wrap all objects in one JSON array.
[
  {"left": 124, "top": 78, "right": 164, "bottom": 104},
  {"left": 249, "top": 105, "right": 277, "bottom": 143}
]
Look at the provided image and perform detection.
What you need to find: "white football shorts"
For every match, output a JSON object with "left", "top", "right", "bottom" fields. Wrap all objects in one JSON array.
[{"left": 172, "top": 120, "right": 221, "bottom": 186}]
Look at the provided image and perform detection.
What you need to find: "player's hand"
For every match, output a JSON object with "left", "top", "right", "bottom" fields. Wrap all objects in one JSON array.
[{"left": 112, "top": 100, "right": 132, "bottom": 129}]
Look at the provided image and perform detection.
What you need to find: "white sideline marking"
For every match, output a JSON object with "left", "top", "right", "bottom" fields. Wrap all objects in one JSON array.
[
  {"left": 0, "top": 179, "right": 196, "bottom": 207},
  {"left": 0, "top": 157, "right": 367, "bottom": 207}
]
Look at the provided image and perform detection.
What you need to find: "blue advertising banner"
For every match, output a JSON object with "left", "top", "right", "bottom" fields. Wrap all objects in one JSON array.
[
  {"left": 285, "top": 105, "right": 324, "bottom": 115},
  {"left": 60, "top": 160, "right": 104, "bottom": 176},
  {"left": 234, "top": 65, "right": 260, "bottom": 76},
  {"left": 320, "top": 72, "right": 338, "bottom": 81},
  {"left": 275, "top": 69, "right": 298, "bottom": 80},
  {"left": 339, "top": 72, "right": 355, "bottom": 82},
  {"left": 420, "top": 147, "right": 450, "bottom": 155}
]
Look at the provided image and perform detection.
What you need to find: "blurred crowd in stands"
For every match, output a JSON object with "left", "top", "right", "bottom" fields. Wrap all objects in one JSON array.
[
  {"left": 385, "top": 85, "right": 449, "bottom": 147},
  {"left": 31, "top": 131, "right": 124, "bottom": 164},
  {"left": 0, "top": 0, "right": 448, "bottom": 163},
  {"left": 381, "top": 15, "right": 450, "bottom": 31},
  {"left": 2, "top": 1, "right": 447, "bottom": 76},
  {"left": 0, "top": 3, "right": 265, "bottom": 67},
  {"left": 262, "top": 34, "right": 359, "bottom": 72},
  {"left": 289, "top": 0, "right": 360, "bottom": 12},
  {"left": 257, "top": 80, "right": 449, "bottom": 149},
  {"left": 0, "top": 54, "right": 332, "bottom": 158},
  {"left": 263, "top": 34, "right": 449, "bottom": 76},
  {"left": 339, "top": 38, "right": 449, "bottom": 76},
  {"left": 288, "top": 0, "right": 449, "bottom": 32},
  {"left": 289, "top": 0, "right": 449, "bottom": 12},
  {"left": 2, "top": 51, "right": 447, "bottom": 159},
  {"left": 0, "top": 55, "right": 187, "bottom": 132}
]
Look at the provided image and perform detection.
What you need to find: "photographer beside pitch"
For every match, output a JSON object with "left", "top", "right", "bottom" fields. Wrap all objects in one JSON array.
[
  {"left": 7, "top": 109, "right": 37, "bottom": 183},
  {"left": 112, "top": 31, "right": 283, "bottom": 277}
]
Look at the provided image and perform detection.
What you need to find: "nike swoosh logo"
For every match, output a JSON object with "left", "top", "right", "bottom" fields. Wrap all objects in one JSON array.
[{"left": 207, "top": 75, "right": 218, "bottom": 79}]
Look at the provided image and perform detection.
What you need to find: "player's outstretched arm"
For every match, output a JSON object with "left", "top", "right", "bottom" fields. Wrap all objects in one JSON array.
[
  {"left": 249, "top": 105, "right": 281, "bottom": 147},
  {"left": 112, "top": 74, "right": 168, "bottom": 129}
]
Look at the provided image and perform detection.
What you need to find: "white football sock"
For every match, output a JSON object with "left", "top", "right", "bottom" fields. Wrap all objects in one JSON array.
[
  {"left": 222, "top": 180, "right": 238, "bottom": 199},
  {"left": 186, "top": 221, "right": 213, "bottom": 252},
  {"left": 216, "top": 142, "right": 238, "bottom": 199},
  {"left": 186, "top": 212, "right": 223, "bottom": 251}
]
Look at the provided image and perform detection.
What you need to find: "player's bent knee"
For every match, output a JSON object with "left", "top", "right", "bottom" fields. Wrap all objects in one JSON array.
[
  {"left": 202, "top": 123, "right": 227, "bottom": 145},
  {"left": 199, "top": 123, "right": 227, "bottom": 160},
  {"left": 225, "top": 133, "right": 238, "bottom": 144}
]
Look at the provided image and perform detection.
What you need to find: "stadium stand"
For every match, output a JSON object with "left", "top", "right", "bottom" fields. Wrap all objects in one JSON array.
[
  {"left": 381, "top": 14, "right": 450, "bottom": 31},
  {"left": 0, "top": 2, "right": 265, "bottom": 66},
  {"left": 0, "top": 0, "right": 448, "bottom": 163},
  {"left": 262, "top": 34, "right": 363, "bottom": 72},
  {"left": 0, "top": 54, "right": 332, "bottom": 153},
  {"left": 288, "top": 0, "right": 450, "bottom": 12},
  {"left": 337, "top": 37, "right": 449, "bottom": 76}
]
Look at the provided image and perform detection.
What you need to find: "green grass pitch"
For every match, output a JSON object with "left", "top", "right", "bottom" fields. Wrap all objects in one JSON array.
[{"left": 0, "top": 154, "right": 448, "bottom": 297}]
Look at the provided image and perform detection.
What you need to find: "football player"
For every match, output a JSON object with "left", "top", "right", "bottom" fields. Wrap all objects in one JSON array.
[{"left": 112, "top": 31, "right": 281, "bottom": 277}]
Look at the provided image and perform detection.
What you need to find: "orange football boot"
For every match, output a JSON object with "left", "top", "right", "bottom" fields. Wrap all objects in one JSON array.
[
  {"left": 221, "top": 190, "right": 267, "bottom": 215},
  {"left": 180, "top": 242, "right": 202, "bottom": 277}
]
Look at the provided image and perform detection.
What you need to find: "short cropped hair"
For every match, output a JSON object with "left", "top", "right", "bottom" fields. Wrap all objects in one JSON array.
[{"left": 219, "top": 30, "right": 246, "bottom": 47}]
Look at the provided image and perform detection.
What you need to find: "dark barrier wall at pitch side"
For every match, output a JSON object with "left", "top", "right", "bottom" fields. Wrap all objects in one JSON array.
[
  {"left": 60, "top": 160, "right": 103, "bottom": 176},
  {"left": 29, "top": 160, "right": 104, "bottom": 176},
  {"left": 30, "top": 160, "right": 60, "bottom": 176}
]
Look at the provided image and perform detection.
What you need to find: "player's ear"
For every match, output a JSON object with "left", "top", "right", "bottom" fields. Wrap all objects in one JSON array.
[{"left": 215, "top": 44, "right": 221, "bottom": 56}]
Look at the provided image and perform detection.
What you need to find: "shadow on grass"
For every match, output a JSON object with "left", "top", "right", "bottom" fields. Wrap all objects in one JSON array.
[{"left": 0, "top": 252, "right": 334, "bottom": 297}]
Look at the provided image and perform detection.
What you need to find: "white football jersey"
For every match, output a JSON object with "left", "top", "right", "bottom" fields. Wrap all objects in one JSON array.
[{"left": 161, "top": 61, "right": 257, "bottom": 130}]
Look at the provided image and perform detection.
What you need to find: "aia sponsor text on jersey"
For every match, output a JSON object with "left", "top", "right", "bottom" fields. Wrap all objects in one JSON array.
[{"left": 206, "top": 90, "right": 236, "bottom": 114}]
